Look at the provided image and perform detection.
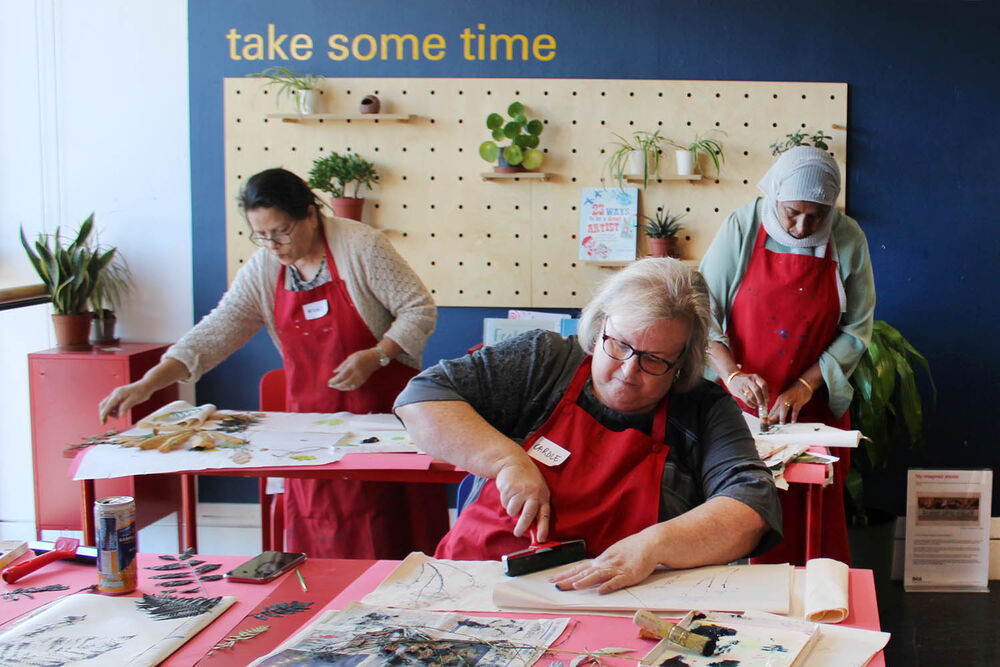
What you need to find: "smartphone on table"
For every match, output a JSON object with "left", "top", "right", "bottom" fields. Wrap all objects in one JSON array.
[{"left": 224, "top": 551, "right": 306, "bottom": 583}]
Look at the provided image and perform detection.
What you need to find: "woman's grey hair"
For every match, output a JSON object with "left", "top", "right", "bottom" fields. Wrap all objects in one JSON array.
[{"left": 577, "top": 258, "right": 711, "bottom": 392}]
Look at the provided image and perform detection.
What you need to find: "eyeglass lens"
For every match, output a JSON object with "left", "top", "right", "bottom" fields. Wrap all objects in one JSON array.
[{"left": 601, "top": 331, "right": 674, "bottom": 375}]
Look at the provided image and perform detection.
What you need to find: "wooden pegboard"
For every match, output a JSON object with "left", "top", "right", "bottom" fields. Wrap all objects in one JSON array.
[{"left": 224, "top": 78, "right": 846, "bottom": 307}]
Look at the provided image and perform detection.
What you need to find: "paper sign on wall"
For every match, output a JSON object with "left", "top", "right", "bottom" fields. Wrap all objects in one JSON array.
[{"left": 578, "top": 187, "right": 638, "bottom": 262}]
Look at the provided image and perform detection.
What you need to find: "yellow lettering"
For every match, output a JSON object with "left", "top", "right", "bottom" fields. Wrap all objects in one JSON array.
[
  {"left": 533, "top": 34, "right": 556, "bottom": 61},
  {"left": 267, "top": 24, "right": 288, "bottom": 60},
  {"left": 289, "top": 34, "right": 313, "bottom": 60},
  {"left": 380, "top": 33, "right": 419, "bottom": 60},
  {"left": 459, "top": 27, "right": 475, "bottom": 60},
  {"left": 352, "top": 34, "right": 377, "bottom": 61},
  {"left": 423, "top": 34, "right": 446, "bottom": 61},
  {"left": 242, "top": 33, "right": 264, "bottom": 60},
  {"left": 490, "top": 33, "right": 529, "bottom": 61},
  {"left": 327, "top": 34, "right": 349, "bottom": 61},
  {"left": 226, "top": 28, "right": 242, "bottom": 60}
]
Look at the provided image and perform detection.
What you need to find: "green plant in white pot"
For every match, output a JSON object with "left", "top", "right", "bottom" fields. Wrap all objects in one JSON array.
[
  {"left": 478, "top": 101, "right": 545, "bottom": 172},
  {"left": 308, "top": 151, "right": 379, "bottom": 222},
  {"left": 603, "top": 129, "right": 664, "bottom": 190},
  {"left": 669, "top": 132, "right": 725, "bottom": 178},
  {"left": 20, "top": 213, "right": 115, "bottom": 348},
  {"left": 248, "top": 66, "right": 325, "bottom": 114}
]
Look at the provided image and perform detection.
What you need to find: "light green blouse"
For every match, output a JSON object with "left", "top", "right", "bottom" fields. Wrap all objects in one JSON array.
[{"left": 698, "top": 198, "right": 876, "bottom": 418}]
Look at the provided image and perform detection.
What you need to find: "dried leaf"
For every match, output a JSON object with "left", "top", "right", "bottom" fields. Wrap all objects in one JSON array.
[
  {"left": 149, "top": 573, "right": 191, "bottom": 580},
  {"left": 146, "top": 562, "right": 186, "bottom": 571},
  {"left": 157, "top": 580, "right": 195, "bottom": 588},
  {"left": 209, "top": 624, "right": 269, "bottom": 653},
  {"left": 135, "top": 594, "right": 222, "bottom": 620},
  {"left": 194, "top": 563, "right": 221, "bottom": 574},
  {"left": 199, "top": 574, "right": 224, "bottom": 582}
]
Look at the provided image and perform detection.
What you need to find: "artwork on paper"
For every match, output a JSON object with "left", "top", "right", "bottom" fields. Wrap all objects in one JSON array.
[
  {"left": 578, "top": 187, "right": 638, "bottom": 262},
  {"left": 249, "top": 602, "right": 568, "bottom": 667}
]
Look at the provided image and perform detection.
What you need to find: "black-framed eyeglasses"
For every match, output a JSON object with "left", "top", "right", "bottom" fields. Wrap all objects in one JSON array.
[
  {"left": 249, "top": 220, "right": 299, "bottom": 247},
  {"left": 601, "top": 322, "right": 678, "bottom": 376}
]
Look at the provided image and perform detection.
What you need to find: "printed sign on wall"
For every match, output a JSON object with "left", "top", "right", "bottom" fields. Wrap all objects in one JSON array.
[{"left": 578, "top": 188, "right": 638, "bottom": 263}]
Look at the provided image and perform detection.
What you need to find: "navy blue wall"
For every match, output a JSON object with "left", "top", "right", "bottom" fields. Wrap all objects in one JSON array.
[{"left": 189, "top": 1, "right": 1000, "bottom": 509}]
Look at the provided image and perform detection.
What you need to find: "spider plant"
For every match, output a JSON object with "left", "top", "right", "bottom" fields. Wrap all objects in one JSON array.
[
  {"left": 669, "top": 131, "right": 726, "bottom": 178},
  {"left": 247, "top": 66, "right": 324, "bottom": 107},
  {"left": 603, "top": 130, "right": 665, "bottom": 190},
  {"left": 770, "top": 128, "right": 833, "bottom": 156}
]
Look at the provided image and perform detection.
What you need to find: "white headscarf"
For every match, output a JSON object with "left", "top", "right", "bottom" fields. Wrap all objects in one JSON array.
[{"left": 758, "top": 146, "right": 841, "bottom": 252}]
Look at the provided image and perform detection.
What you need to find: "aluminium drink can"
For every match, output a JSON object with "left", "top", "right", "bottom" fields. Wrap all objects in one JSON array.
[{"left": 94, "top": 495, "right": 138, "bottom": 594}]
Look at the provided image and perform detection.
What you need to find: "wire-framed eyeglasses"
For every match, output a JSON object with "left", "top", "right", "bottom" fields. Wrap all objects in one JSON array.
[
  {"left": 249, "top": 220, "right": 299, "bottom": 247},
  {"left": 601, "top": 323, "right": 678, "bottom": 376}
]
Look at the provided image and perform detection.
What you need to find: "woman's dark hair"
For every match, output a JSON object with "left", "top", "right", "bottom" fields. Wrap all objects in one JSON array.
[{"left": 238, "top": 168, "right": 321, "bottom": 221}]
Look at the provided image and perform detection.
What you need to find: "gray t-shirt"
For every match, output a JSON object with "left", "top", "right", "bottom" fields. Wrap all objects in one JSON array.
[{"left": 395, "top": 329, "right": 783, "bottom": 556}]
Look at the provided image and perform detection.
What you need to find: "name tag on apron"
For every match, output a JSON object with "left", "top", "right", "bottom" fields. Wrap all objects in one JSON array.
[
  {"left": 527, "top": 436, "right": 571, "bottom": 467},
  {"left": 302, "top": 299, "right": 329, "bottom": 320}
]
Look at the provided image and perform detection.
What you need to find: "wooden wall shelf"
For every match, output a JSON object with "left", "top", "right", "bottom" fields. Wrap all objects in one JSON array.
[
  {"left": 480, "top": 172, "right": 550, "bottom": 181},
  {"left": 266, "top": 113, "right": 415, "bottom": 123},
  {"left": 625, "top": 174, "right": 702, "bottom": 184}
]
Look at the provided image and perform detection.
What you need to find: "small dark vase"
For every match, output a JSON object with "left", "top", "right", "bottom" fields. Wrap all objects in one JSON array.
[
  {"left": 359, "top": 95, "right": 381, "bottom": 114},
  {"left": 91, "top": 310, "right": 118, "bottom": 345}
]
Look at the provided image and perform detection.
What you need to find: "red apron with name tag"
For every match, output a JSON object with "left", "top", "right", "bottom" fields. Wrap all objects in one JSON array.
[
  {"left": 726, "top": 224, "right": 851, "bottom": 565},
  {"left": 436, "top": 356, "right": 669, "bottom": 560},
  {"left": 274, "top": 239, "right": 448, "bottom": 559}
]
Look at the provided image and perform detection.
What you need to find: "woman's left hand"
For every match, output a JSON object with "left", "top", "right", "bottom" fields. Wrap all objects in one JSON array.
[
  {"left": 327, "top": 349, "right": 381, "bottom": 392},
  {"left": 548, "top": 531, "right": 660, "bottom": 594},
  {"left": 768, "top": 382, "right": 814, "bottom": 424}
]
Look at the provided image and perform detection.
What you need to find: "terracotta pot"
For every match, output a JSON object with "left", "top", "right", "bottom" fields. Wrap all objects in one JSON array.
[
  {"left": 666, "top": 237, "right": 681, "bottom": 258},
  {"left": 329, "top": 197, "right": 365, "bottom": 222},
  {"left": 647, "top": 238, "right": 670, "bottom": 258},
  {"left": 52, "top": 313, "right": 92, "bottom": 350},
  {"left": 359, "top": 94, "right": 381, "bottom": 114},
  {"left": 91, "top": 311, "right": 118, "bottom": 345}
]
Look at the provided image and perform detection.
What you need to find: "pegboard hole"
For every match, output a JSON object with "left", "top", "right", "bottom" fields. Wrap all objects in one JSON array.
[
  {"left": 402, "top": 176, "right": 408, "bottom": 181},
  {"left": 571, "top": 262, "right": 577, "bottom": 268},
  {"left": 543, "top": 205, "right": 548, "bottom": 210},
  {"left": 772, "top": 122, "right": 778, "bottom": 127},
  {"left": 487, "top": 261, "right": 492, "bottom": 266},
  {"left": 264, "top": 146, "right": 269, "bottom": 151},
  {"left": 658, "top": 92, "right": 663, "bottom": 97},
  {"left": 543, "top": 291, "right": 549, "bottom": 295},
  {"left": 571, "top": 177, "right": 577, "bottom": 183},
  {"left": 514, "top": 233, "right": 520, "bottom": 238},
  {"left": 744, "top": 150, "right": 749, "bottom": 156},
  {"left": 715, "top": 92, "right": 721, "bottom": 98},
  {"left": 572, "top": 90, "right": 577, "bottom": 96},
  {"left": 458, "top": 232, "right": 464, "bottom": 238},
  {"left": 571, "top": 234, "right": 577, "bottom": 239},
  {"left": 744, "top": 122, "right": 749, "bottom": 127},
  {"left": 543, "top": 234, "right": 548, "bottom": 239},
  {"left": 515, "top": 90, "right": 520, "bottom": 95},
  {"left": 743, "top": 179, "right": 749, "bottom": 184},
  {"left": 458, "top": 260, "right": 464, "bottom": 266},
  {"left": 773, "top": 93, "right": 778, "bottom": 99},
  {"left": 601, "top": 120, "right": 606, "bottom": 125},
  {"left": 629, "top": 91, "right": 635, "bottom": 97},
  {"left": 486, "top": 289, "right": 492, "bottom": 295},
  {"left": 686, "top": 121, "right": 692, "bottom": 126},
  {"left": 430, "top": 232, "right": 436, "bottom": 238},
  {"left": 458, "top": 119, "right": 464, "bottom": 124},
  {"left": 571, "top": 291, "right": 577, "bottom": 296},
  {"left": 374, "top": 203, "right": 380, "bottom": 209},
  {"left": 515, "top": 262, "right": 520, "bottom": 267},
  {"left": 571, "top": 148, "right": 577, "bottom": 153},
  {"left": 458, "top": 289, "right": 463, "bottom": 294},
  {"left": 486, "top": 233, "right": 492, "bottom": 238},
  {"left": 801, "top": 94, "right": 807, "bottom": 99},
  {"left": 543, "top": 90, "right": 549, "bottom": 95},
  {"left": 236, "top": 146, "right": 242, "bottom": 151},
  {"left": 687, "top": 92, "right": 692, "bottom": 97},
  {"left": 458, "top": 147, "right": 463, "bottom": 152},
  {"left": 458, "top": 90, "right": 463, "bottom": 95},
  {"left": 430, "top": 147, "right": 435, "bottom": 152},
  {"left": 744, "top": 93, "right": 750, "bottom": 98},
  {"left": 402, "top": 203, "right": 407, "bottom": 209},
  {"left": 430, "top": 260, "right": 436, "bottom": 266},
  {"left": 486, "top": 204, "right": 491, "bottom": 210},
  {"left": 514, "top": 205, "right": 519, "bottom": 210},
  {"left": 601, "top": 91, "right": 606, "bottom": 96},
  {"left": 572, "top": 120, "right": 577, "bottom": 125},
  {"left": 714, "top": 121, "right": 720, "bottom": 126},
  {"left": 430, "top": 90, "right": 435, "bottom": 95},
  {"left": 430, "top": 204, "right": 435, "bottom": 209},
  {"left": 402, "top": 147, "right": 407, "bottom": 152},
  {"left": 543, "top": 262, "right": 549, "bottom": 267},
  {"left": 430, "top": 175, "right": 435, "bottom": 180},
  {"left": 458, "top": 204, "right": 464, "bottom": 210}
]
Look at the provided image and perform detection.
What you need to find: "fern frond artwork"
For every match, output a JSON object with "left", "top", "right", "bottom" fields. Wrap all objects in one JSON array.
[{"left": 135, "top": 594, "right": 223, "bottom": 620}]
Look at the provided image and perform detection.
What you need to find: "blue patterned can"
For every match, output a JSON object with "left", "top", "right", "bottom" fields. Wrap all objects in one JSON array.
[{"left": 95, "top": 495, "right": 137, "bottom": 594}]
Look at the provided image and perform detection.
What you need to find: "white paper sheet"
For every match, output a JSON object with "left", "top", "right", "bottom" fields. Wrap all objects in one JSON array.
[
  {"left": 743, "top": 413, "right": 862, "bottom": 448},
  {"left": 361, "top": 552, "right": 508, "bottom": 611}
]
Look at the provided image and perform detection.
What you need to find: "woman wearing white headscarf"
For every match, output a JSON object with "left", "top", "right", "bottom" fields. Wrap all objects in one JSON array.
[{"left": 699, "top": 146, "right": 875, "bottom": 565}]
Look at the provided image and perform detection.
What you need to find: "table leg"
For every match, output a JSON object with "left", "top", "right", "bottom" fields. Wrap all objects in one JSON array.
[
  {"left": 259, "top": 478, "right": 272, "bottom": 552},
  {"left": 805, "top": 483, "right": 823, "bottom": 561},
  {"left": 80, "top": 479, "right": 96, "bottom": 546},
  {"left": 180, "top": 474, "right": 198, "bottom": 552}
]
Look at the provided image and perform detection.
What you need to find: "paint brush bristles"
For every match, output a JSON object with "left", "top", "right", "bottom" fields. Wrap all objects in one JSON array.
[
  {"left": 633, "top": 609, "right": 716, "bottom": 657},
  {"left": 296, "top": 568, "right": 308, "bottom": 592}
]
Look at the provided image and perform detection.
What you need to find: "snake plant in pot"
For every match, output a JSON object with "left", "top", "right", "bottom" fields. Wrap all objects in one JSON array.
[
  {"left": 847, "top": 320, "right": 936, "bottom": 524},
  {"left": 20, "top": 213, "right": 115, "bottom": 349},
  {"left": 639, "top": 209, "right": 686, "bottom": 258}
]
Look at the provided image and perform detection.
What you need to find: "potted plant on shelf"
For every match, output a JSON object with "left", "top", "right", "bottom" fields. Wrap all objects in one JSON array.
[
  {"left": 247, "top": 66, "right": 325, "bottom": 115},
  {"left": 603, "top": 129, "right": 664, "bottom": 190},
  {"left": 88, "top": 248, "right": 133, "bottom": 345},
  {"left": 847, "top": 320, "right": 936, "bottom": 524},
  {"left": 639, "top": 209, "right": 686, "bottom": 258},
  {"left": 307, "top": 151, "right": 380, "bottom": 222},
  {"left": 19, "top": 213, "right": 115, "bottom": 349},
  {"left": 478, "top": 101, "right": 545, "bottom": 172},
  {"left": 669, "top": 132, "right": 726, "bottom": 178},
  {"left": 770, "top": 128, "right": 833, "bottom": 156}
]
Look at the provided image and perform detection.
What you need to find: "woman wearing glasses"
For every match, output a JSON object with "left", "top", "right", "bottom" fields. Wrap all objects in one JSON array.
[
  {"left": 98, "top": 167, "right": 446, "bottom": 559},
  {"left": 394, "top": 258, "right": 781, "bottom": 593}
]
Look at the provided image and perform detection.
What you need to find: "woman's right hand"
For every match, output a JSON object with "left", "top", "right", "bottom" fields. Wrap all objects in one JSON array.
[
  {"left": 99, "top": 381, "right": 154, "bottom": 423},
  {"left": 495, "top": 455, "right": 551, "bottom": 541},
  {"left": 727, "top": 372, "right": 769, "bottom": 410}
]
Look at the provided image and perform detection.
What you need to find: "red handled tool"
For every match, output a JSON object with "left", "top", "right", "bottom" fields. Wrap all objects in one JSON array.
[
  {"left": 1, "top": 537, "right": 80, "bottom": 584},
  {"left": 502, "top": 527, "right": 586, "bottom": 577}
]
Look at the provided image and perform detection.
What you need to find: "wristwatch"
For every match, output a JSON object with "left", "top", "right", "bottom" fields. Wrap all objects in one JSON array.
[{"left": 373, "top": 345, "right": 391, "bottom": 367}]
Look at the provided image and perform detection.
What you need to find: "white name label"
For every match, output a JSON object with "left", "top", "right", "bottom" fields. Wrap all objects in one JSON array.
[
  {"left": 302, "top": 299, "right": 329, "bottom": 320},
  {"left": 527, "top": 436, "right": 571, "bottom": 467}
]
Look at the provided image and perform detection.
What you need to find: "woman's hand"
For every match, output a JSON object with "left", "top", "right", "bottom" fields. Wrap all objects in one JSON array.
[
  {"left": 327, "top": 349, "right": 381, "bottom": 392},
  {"left": 495, "top": 456, "right": 551, "bottom": 540},
  {"left": 99, "top": 381, "right": 155, "bottom": 423},
  {"left": 768, "top": 381, "right": 814, "bottom": 424},
  {"left": 727, "top": 372, "right": 769, "bottom": 410},
  {"left": 549, "top": 530, "right": 661, "bottom": 594}
]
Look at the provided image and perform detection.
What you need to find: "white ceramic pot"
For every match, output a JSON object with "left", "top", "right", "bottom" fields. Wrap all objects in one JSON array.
[
  {"left": 675, "top": 149, "right": 696, "bottom": 176},
  {"left": 297, "top": 88, "right": 319, "bottom": 115}
]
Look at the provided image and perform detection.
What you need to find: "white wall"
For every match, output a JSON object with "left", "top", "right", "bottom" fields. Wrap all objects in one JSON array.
[{"left": 0, "top": 0, "right": 193, "bottom": 539}]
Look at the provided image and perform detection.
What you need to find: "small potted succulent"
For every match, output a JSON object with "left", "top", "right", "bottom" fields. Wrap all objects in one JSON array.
[
  {"left": 307, "top": 151, "right": 379, "bottom": 222},
  {"left": 603, "top": 129, "right": 665, "bottom": 190},
  {"left": 478, "top": 101, "right": 545, "bottom": 172},
  {"left": 770, "top": 129, "right": 833, "bottom": 156},
  {"left": 640, "top": 209, "right": 686, "bottom": 258},
  {"left": 669, "top": 132, "right": 726, "bottom": 178},
  {"left": 248, "top": 66, "right": 325, "bottom": 115}
]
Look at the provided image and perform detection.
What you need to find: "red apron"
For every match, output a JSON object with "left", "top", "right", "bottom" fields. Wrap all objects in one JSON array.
[
  {"left": 726, "top": 224, "right": 851, "bottom": 565},
  {"left": 436, "top": 357, "right": 669, "bottom": 560},
  {"left": 274, "top": 240, "right": 449, "bottom": 559}
]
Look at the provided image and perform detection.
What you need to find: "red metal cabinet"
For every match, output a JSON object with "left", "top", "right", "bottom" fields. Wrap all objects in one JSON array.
[{"left": 27, "top": 343, "right": 181, "bottom": 536}]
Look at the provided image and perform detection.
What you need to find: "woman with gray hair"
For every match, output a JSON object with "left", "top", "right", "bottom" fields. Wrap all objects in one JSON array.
[
  {"left": 395, "top": 258, "right": 781, "bottom": 593},
  {"left": 700, "top": 146, "right": 876, "bottom": 565}
]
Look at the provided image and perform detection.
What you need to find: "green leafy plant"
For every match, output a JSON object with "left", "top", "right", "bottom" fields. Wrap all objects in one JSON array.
[
  {"left": 847, "top": 320, "right": 936, "bottom": 522},
  {"left": 89, "top": 246, "right": 133, "bottom": 322},
  {"left": 247, "top": 66, "right": 324, "bottom": 106},
  {"left": 19, "top": 214, "right": 115, "bottom": 315},
  {"left": 669, "top": 132, "right": 726, "bottom": 178},
  {"left": 603, "top": 130, "right": 664, "bottom": 190},
  {"left": 770, "top": 128, "right": 833, "bottom": 156},
  {"left": 478, "top": 101, "right": 545, "bottom": 170},
  {"left": 307, "top": 152, "right": 379, "bottom": 199},
  {"left": 639, "top": 209, "right": 686, "bottom": 239}
]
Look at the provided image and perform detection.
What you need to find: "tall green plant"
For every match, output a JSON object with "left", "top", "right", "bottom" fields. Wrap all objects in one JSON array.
[
  {"left": 19, "top": 214, "right": 115, "bottom": 315},
  {"left": 308, "top": 152, "right": 379, "bottom": 198},
  {"left": 847, "top": 320, "right": 936, "bottom": 519},
  {"left": 603, "top": 129, "right": 664, "bottom": 190},
  {"left": 89, "top": 248, "right": 133, "bottom": 322}
]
